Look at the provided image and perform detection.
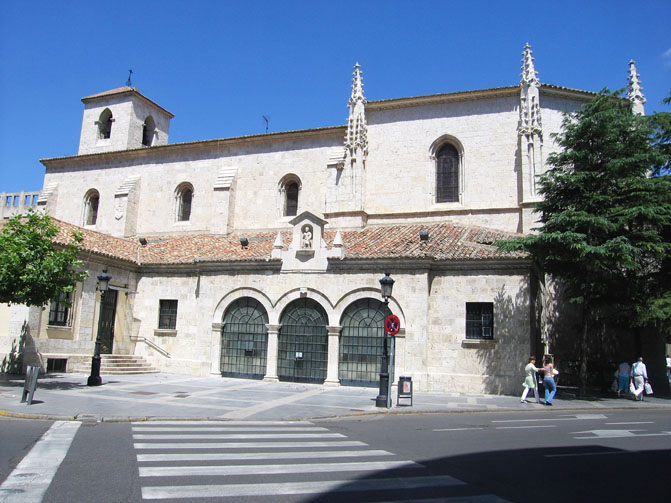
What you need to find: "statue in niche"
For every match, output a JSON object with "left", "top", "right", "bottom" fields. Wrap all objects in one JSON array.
[{"left": 301, "top": 225, "right": 313, "bottom": 249}]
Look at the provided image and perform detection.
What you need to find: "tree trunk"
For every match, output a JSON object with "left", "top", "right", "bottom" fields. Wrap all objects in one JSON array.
[{"left": 578, "top": 302, "right": 590, "bottom": 395}]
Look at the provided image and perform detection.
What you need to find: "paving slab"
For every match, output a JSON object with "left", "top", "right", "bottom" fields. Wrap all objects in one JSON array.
[{"left": 1, "top": 372, "right": 670, "bottom": 422}]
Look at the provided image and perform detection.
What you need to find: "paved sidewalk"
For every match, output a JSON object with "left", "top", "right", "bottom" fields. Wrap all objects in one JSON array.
[{"left": 1, "top": 372, "right": 669, "bottom": 422}]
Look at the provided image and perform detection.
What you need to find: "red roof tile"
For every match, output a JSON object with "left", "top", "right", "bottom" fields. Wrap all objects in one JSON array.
[{"left": 48, "top": 219, "right": 526, "bottom": 266}]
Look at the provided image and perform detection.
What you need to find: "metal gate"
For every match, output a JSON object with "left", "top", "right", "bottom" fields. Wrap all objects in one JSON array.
[
  {"left": 221, "top": 298, "right": 268, "bottom": 379},
  {"left": 278, "top": 298, "right": 328, "bottom": 383},
  {"left": 338, "top": 298, "right": 391, "bottom": 387},
  {"left": 99, "top": 289, "right": 118, "bottom": 354}
]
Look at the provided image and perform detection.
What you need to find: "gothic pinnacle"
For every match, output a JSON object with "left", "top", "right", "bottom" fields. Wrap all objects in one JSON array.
[
  {"left": 521, "top": 43, "right": 539, "bottom": 86},
  {"left": 345, "top": 62, "right": 368, "bottom": 154},
  {"left": 627, "top": 59, "right": 646, "bottom": 115},
  {"left": 350, "top": 62, "right": 365, "bottom": 104}
]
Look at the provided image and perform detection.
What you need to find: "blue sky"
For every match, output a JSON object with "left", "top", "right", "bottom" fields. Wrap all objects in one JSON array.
[{"left": 1, "top": 0, "right": 669, "bottom": 192}]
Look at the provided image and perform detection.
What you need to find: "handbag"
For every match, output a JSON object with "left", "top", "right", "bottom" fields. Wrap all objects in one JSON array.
[
  {"left": 610, "top": 379, "right": 618, "bottom": 392},
  {"left": 629, "top": 382, "right": 636, "bottom": 393},
  {"left": 644, "top": 382, "right": 653, "bottom": 395}
]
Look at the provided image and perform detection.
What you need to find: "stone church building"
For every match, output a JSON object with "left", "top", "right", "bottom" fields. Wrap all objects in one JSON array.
[{"left": 0, "top": 45, "right": 647, "bottom": 394}]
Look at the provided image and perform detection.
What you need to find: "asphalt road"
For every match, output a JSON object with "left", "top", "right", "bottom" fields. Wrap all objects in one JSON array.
[{"left": 1, "top": 409, "right": 669, "bottom": 502}]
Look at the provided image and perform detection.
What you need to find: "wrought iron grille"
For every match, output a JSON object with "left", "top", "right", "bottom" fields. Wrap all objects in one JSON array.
[
  {"left": 221, "top": 297, "right": 269, "bottom": 379},
  {"left": 99, "top": 289, "right": 118, "bottom": 354},
  {"left": 339, "top": 298, "right": 391, "bottom": 387},
  {"left": 278, "top": 298, "right": 328, "bottom": 383},
  {"left": 158, "top": 299, "right": 178, "bottom": 330},
  {"left": 466, "top": 302, "right": 494, "bottom": 339}
]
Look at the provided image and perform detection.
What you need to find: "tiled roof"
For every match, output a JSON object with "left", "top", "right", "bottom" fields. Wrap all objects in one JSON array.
[
  {"left": 337, "top": 223, "right": 526, "bottom": 261},
  {"left": 139, "top": 232, "right": 285, "bottom": 264},
  {"left": 81, "top": 86, "right": 137, "bottom": 100},
  {"left": 52, "top": 220, "right": 138, "bottom": 262},
  {"left": 48, "top": 219, "right": 526, "bottom": 266},
  {"left": 80, "top": 87, "right": 174, "bottom": 118}
]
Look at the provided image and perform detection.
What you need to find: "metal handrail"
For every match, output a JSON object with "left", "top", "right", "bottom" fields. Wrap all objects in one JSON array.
[{"left": 131, "top": 336, "right": 171, "bottom": 358}]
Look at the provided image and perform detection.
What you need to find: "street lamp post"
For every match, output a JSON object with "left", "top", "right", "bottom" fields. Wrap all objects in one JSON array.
[
  {"left": 375, "top": 272, "right": 395, "bottom": 408},
  {"left": 87, "top": 270, "right": 111, "bottom": 387}
]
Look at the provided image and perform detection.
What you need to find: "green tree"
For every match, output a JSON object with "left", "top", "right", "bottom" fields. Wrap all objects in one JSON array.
[
  {"left": 649, "top": 91, "right": 671, "bottom": 176},
  {"left": 498, "top": 90, "right": 671, "bottom": 389},
  {"left": 0, "top": 209, "right": 88, "bottom": 306}
]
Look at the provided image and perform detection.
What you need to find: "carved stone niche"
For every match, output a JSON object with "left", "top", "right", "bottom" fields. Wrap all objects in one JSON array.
[
  {"left": 289, "top": 211, "right": 327, "bottom": 257},
  {"left": 274, "top": 211, "right": 344, "bottom": 272}
]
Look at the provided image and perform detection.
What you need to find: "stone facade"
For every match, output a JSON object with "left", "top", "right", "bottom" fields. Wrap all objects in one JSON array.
[
  {"left": 1, "top": 46, "right": 644, "bottom": 394},
  {"left": 1, "top": 191, "right": 40, "bottom": 220}
]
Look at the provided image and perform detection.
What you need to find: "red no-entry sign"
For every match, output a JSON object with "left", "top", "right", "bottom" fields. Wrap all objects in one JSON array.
[{"left": 385, "top": 315, "right": 400, "bottom": 336}]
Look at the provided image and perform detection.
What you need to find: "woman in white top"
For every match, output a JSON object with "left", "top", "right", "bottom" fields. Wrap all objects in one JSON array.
[
  {"left": 521, "top": 356, "right": 541, "bottom": 403},
  {"left": 630, "top": 357, "right": 648, "bottom": 401}
]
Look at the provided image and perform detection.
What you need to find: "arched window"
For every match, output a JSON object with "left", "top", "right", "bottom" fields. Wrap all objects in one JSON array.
[
  {"left": 436, "top": 143, "right": 460, "bottom": 203},
  {"left": 339, "top": 298, "right": 392, "bottom": 386},
  {"left": 279, "top": 175, "right": 301, "bottom": 217},
  {"left": 221, "top": 297, "right": 269, "bottom": 379},
  {"left": 97, "top": 109, "right": 113, "bottom": 139},
  {"left": 84, "top": 189, "right": 99, "bottom": 226},
  {"left": 142, "top": 116, "right": 156, "bottom": 146},
  {"left": 285, "top": 182, "right": 299, "bottom": 216},
  {"left": 175, "top": 183, "right": 193, "bottom": 222},
  {"left": 278, "top": 298, "right": 328, "bottom": 383}
]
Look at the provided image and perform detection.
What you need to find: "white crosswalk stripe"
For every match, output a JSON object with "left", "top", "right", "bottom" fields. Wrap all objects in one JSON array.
[
  {"left": 0, "top": 421, "right": 81, "bottom": 503},
  {"left": 132, "top": 421, "right": 510, "bottom": 502}
]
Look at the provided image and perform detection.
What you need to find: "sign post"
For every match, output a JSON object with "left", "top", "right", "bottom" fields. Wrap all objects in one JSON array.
[
  {"left": 388, "top": 335, "right": 395, "bottom": 408},
  {"left": 385, "top": 315, "right": 400, "bottom": 408}
]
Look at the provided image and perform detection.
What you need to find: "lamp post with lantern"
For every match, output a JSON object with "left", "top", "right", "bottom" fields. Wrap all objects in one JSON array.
[
  {"left": 375, "top": 272, "right": 395, "bottom": 408},
  {"left": 87, "top": 270, "right": 111, "bottom": 387}
]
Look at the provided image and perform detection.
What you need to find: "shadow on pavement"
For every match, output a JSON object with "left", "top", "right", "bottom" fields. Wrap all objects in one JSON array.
[{"left": 303, "top": 445, "right": 670, "bottom": 503}]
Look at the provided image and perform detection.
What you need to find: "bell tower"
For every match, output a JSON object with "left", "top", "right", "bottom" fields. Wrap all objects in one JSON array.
[{"left": 77, "top": 87, "right": 173, "bottom": 155}]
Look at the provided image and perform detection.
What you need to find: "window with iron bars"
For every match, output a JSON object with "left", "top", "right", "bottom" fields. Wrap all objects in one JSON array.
[
  {"left": 158, "top": 299, "right": 178, "bottom": 330},
  {"left": 466, "top": 302, "right": 493, "bottom": 339},
  {"left": 48, "top": 291, "right": 71, "bottom": 327}
]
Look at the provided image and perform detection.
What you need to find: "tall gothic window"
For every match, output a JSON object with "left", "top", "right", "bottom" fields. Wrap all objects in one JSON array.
[
  {"left": 175, "top": 183, "right": 193, "bottom": 222},
  {"left": 84, "top": 189, "right": 99, "bottom": 226},
  {"left": 285, "top": 182, "right": 299, "bottom": 216},
  {"left": 436, "top": 143, "right": 460, "bottom": 203},
  {"left": 97, "top": 108, "right": 113, "bottom": 139}
]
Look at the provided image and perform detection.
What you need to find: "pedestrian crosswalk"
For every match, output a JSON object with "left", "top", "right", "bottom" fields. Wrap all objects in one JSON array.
[{"left": 132, "top": 420, "right": 509, "bottom": 502}]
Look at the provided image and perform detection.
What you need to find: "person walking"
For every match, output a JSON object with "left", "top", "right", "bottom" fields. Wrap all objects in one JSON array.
[
  {"left": 616, "top": 360, "right": 631, "bottom": 398},
  {"left": 542, "top": 357, "right": 558, "bottom": 406},
  {"left": 521, "top": 356, "right": 541, "bottom": 403},
  {"left": 630, "top": 357, "right": 648, "bottom": 401}
]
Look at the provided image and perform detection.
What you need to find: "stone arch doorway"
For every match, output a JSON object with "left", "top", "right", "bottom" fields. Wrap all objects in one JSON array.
[
  {"left": 338, "top": 298, "right": 391, "bottom": 387},
  {"left": 220, "top": 297, "right": 269, "bottom": 379},
  {"left": 278, "top": 298, "right": 328, "bottom": 383}
]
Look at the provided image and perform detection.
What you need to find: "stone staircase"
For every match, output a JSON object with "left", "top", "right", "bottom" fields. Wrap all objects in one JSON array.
[
  {"left": 69, "top": 355, "right": 158, "bottom": 375},
  {"left": 100, "top": 355, "right": 158, "bottom": 374}
]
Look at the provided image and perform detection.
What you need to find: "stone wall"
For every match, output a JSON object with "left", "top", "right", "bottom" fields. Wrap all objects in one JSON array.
[
  {"left": 123, "top": 263, "right": 532, "bottom": 393},
  {"left": 46, "top": 89, "right": 585, "bottom": 238}
]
